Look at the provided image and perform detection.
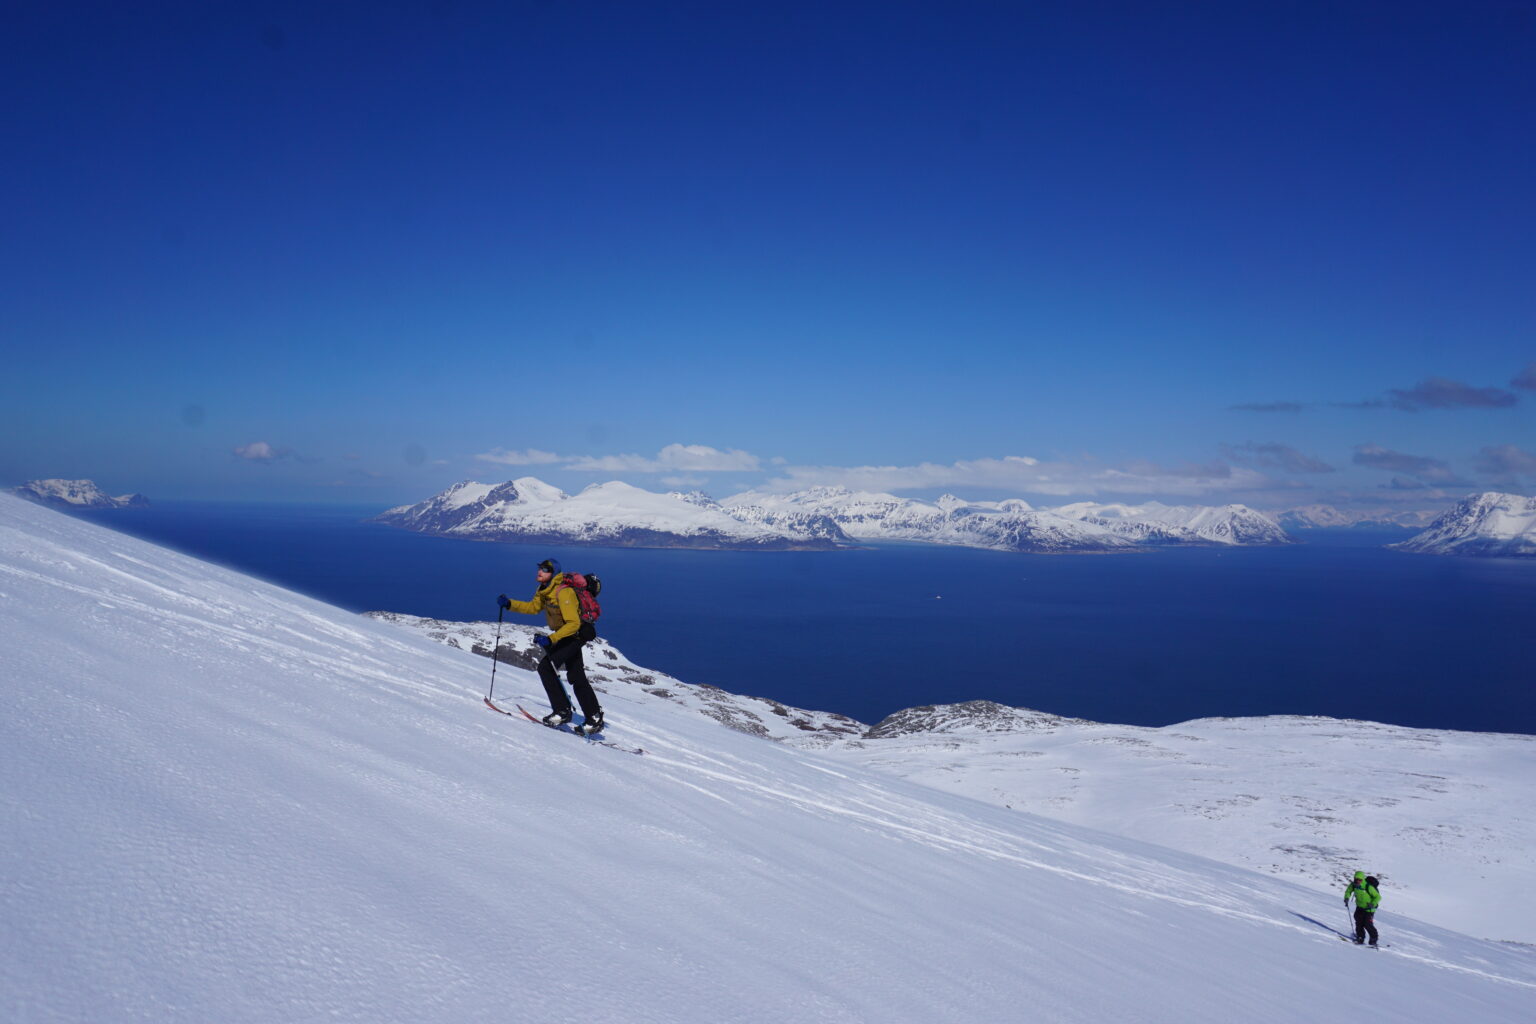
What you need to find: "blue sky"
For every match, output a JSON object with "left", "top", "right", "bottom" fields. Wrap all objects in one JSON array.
[{"left": 3, "top": 1, "right": 1532, "bottom": 509}]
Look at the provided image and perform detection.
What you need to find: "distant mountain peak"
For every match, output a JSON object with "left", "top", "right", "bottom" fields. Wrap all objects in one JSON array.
[
  {"left": 9, "top": 478, "right": 147, "bottom": 509},
  {"left": 866, "top": 700, "right": 1085, "bottom": 738},
  {"left": 1390, "top": 491, "right": 1536, "bottom": 557}
]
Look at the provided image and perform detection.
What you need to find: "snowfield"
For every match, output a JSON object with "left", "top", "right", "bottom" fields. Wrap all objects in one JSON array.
[
  {"left": 3, "top": 492, "right": 1534, "bottom": 1023},
  {"left": 809, "top": 703, "right": 1536, "bottom": 945},
  {"left": 377, "top": 623, "right": 1536, "bottom": 946}
]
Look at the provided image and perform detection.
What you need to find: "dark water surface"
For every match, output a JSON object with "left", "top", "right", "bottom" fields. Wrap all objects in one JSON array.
[{"left": 88, "top": 502, "right": 1536, "bottom": 734}]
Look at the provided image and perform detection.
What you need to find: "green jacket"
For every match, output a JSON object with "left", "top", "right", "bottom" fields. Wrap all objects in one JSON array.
[
  {"left": 504, "top": 573, "right": 583, "bottom": 645},
  {"left": 1345, "top": 876, "right": 1381, "bottom": 913}
]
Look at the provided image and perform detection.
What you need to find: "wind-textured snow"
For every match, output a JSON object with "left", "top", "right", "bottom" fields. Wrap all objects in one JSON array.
[{"left": 3, "top": 492, "right": 1534, "bottom": 1023}]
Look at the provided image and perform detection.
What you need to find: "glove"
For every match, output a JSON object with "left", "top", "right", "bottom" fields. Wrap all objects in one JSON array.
[
  {"left": 497, "top": 594, "right": 511, "bottom": 610},
  {"left": 533, "top": 634, "right": 551, "bottom": 649}
]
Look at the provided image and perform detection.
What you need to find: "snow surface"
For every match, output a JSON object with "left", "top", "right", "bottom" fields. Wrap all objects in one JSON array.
[
  {"left": 4, "top": 492, "right": 1534, "bottom": 1023},
  {"left": 807, "top": 703, "right": 1536, "bottom": 945},
  {"left": 371, "top": 621, "right": 1536, "bottom": 945}
]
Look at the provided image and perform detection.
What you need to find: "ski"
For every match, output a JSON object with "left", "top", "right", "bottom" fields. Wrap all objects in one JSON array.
[
  {"left": 515, "top": 704, "right": 644, "bottom": 756},
  {"left": 516, "top": 703, "right": 565, "bottom": 727},
  {"left": 484, "top": 696, "right": 514, "bottom": 716}
]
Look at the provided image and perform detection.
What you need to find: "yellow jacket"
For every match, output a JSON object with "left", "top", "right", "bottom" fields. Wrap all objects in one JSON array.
[{"left": 505, "top": 573, "right": 583, "bottom": 644}]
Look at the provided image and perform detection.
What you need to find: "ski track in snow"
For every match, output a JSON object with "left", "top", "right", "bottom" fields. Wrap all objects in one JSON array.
[{"left": 614, "top": 723, "right": 1536, "bottom": 990}]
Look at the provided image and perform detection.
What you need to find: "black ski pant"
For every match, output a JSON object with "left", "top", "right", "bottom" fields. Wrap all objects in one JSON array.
[
  {"left": 538, "top": 634, "right": 601, "bottom": 719},
  {"left": 1353, "top": 908, "right": 1378, "bottom": 945}
]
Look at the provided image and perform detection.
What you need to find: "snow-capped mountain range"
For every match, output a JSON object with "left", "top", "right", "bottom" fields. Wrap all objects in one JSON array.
[
  {"left": 381, "top": 478, "right": 1293, "bottom": 553},
  {"left": 728, "top": 487, "right": 1292, "bottom": 549},
  {"left": 6, "top": 492, "right": 1536, "bottom": 1022},
  {"left": 9, "top": 491, "right": 1536, "bottom": 1019},
  {"left": 1389, "top": 492, "right": 1536, "bottom": 557},
  {"left": 373, "top": 478, "right": 843, "bottom": 550},
  {"left": 8, "top": 477, "right": 147, "bottom": 509},
  {"left": 1274, "top": 504, "right": 1440, "bottom": 530},
  {"left": 1052, "top": 498, "right": 1293, "bottom": 545}
]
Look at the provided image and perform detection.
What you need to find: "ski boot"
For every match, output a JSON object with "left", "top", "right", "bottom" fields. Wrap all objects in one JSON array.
[
  {"left": 541, "top": 709, "right": 573, "bottom": 728},
  {"left": 576, "top": 711, "right": 605, "bottom": 736}
]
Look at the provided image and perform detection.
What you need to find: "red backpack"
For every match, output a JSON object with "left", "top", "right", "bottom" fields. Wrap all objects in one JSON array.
[{"left": 558, "top": 573, "right": 603, "bottom": 623}]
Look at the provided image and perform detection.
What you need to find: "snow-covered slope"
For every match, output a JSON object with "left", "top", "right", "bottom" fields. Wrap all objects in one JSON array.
[
  {"left": 1053, "top": 500, "right": 1292, "bottom": 545},
  {"left": 375, "top": 617, "right": 1536, "bottom": 946},
  {"left": 363, "top": 612, "right": 868, "bottom": 744},
  {"left": 4, "top": 492, "right": 1535, "bottom": 1023},
  {"left": 1389, "top": 493, "right": 1536, "bottom": 557},
  {"left": 809, "top": 701, "right": 1536, "bottom": 945},
  {"left": 9, "top": 477, "right": 147, "bottom": 509},
  {"left": 376, "top": 477, "right": 845, "bottom": 550}
]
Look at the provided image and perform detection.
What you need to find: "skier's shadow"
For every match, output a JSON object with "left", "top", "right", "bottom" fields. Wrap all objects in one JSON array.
[{"left": 1290, "top": 911, "right": 1350, "bottom": 940}]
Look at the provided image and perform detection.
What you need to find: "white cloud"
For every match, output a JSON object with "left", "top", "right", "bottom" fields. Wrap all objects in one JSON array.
[
  {"left": 234, "top": 441, "right": 293, "bottom": 462},
  {"left": 475, "top": 448, "right": 565, "bottom": 466},
  {"left": 1475, "top": 444, "right": 1536, "bottom": 478},
  {"left": 765, "top": 455, "right": 1270, "bottom": 498},
  {"left": 566, "top": 444, "right": 762, "bottom": 474},
  {"left": 459, "top": 442, "right": 1282, "bottom": 501}
]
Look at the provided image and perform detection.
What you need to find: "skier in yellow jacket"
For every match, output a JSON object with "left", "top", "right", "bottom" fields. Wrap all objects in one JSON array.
[{"left": 498, "top": 558, "right": 604, "bottom": 733}]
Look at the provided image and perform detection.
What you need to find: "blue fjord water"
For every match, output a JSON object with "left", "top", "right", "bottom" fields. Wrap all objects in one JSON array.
[{"left": 86, "top": 502, "right": 1536, "bottom": 735}]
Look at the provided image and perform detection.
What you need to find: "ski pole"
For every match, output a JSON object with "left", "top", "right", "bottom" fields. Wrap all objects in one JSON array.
[{"left": 487, "top": 608, "right": 505, "bottom": 702}]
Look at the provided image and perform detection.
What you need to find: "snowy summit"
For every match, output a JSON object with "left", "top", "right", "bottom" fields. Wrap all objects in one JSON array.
[{"left": 1389, "top": 492, "right": 1536, "bottom": 557}]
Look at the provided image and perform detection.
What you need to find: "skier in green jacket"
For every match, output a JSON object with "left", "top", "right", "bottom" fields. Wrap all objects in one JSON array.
[{"left": 1344, "top": 871, "right": 1382, "bottom": 946}]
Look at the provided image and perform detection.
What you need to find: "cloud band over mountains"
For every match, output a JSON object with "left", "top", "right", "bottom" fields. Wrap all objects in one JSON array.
[
  {"left": 1235, "top": 365, "right": 1531, "bottom": 414},
  {"left": 479, "top": 444, "right": 1280, "bottom": 498}
]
